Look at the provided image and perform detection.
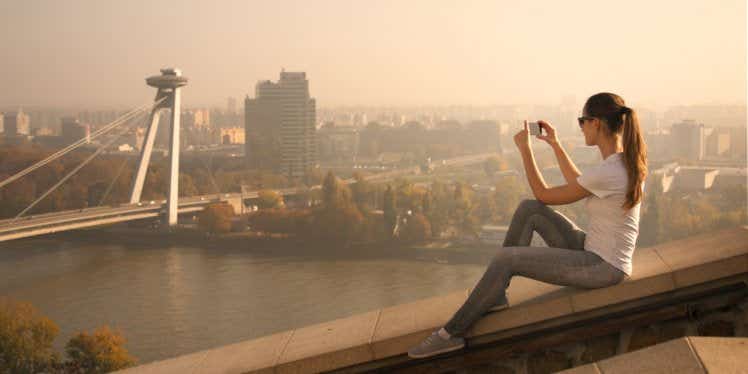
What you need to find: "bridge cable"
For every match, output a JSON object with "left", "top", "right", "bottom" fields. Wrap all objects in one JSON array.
[
  {"left": 97, "top": 156, "right": 130, "bottom": 206},
  {"left": 0, "top": 98, "right": 165, "bottom": 191},
  {"left": 11, "top": 102, "right": 158, "bottom": 221},
  {"left": 97, "top": 107, "right": 153, "bottom": 206}
]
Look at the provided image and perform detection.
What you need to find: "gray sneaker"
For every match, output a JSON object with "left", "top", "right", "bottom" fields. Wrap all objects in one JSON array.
[{"left": 407, "top": 330, "right": 465, "bottom": 359}]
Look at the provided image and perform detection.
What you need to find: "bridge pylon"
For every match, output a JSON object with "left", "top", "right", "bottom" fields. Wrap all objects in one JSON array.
[{"left": 129, "top": 68, "right": 188, "bottom": 226}]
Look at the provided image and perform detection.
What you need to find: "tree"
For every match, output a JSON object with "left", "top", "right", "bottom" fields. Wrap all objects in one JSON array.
[
  {"left": 248, "top": 208, "right": 310, "bottom": 235},
  {"left": 483, "top": 156, "right": 502, "bottom": 177},
  {"left": 198, "top": 202, "right": 235, "bottom": 234},
  {"left": 493, "top": 175, "right": 523, "bottom": 223},
  {"left": 350, "top": 172, "right": 371, "bottom": 211},
  {"left": 0, "top": 298, "right": 60, "bottom": 374},
  {"left": 257, "top": 190, "right": 284, "bottom": 209},
  {"left": 65, "top": 325, "right": 136, "bottom": 373},
  {"left": 304, "top": 171, "right": 365, "bottom": 244},
  {"left": 452, "top": 182, "right": 479, "bottom": 238},
  {"left": 425, "top": 180, "right": 452, "bottom": 238},
  {"left": 639, "top": 174, "right": 663, "bottom": 246},
  {"left": 179, "top": 174, "right": 199, "bottom": 197},
  {"left": 322, "top": 171, "right": 351, "bottom": 209},
  {"left": 398, "top": 213, "right": 432, "bottom": 244},
  {"left": 476, "top": 194, "right": 498, "bottom": 224}
]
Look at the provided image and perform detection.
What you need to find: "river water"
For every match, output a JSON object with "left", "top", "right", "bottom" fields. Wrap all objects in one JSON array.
[{"left": 0, "top": 236, "right": 533, "bottom": 364}]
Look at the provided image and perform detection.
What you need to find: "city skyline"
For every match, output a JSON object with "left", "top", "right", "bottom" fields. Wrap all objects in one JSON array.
[{"left": 0, "top": 0, "right": 745, "bottom": 110}]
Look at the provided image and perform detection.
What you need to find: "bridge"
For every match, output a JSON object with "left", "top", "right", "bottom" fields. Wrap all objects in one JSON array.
[
  {"left": 0, "top": 70, "right": 504, "bottom": 243},
  {"left": 0, "top": 186, "right": 316, "bottom": 243}
]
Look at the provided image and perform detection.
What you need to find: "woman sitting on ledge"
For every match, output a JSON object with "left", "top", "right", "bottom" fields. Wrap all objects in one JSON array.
[{"left": 408, "top": 92, "right": 649, "bottom": 359}]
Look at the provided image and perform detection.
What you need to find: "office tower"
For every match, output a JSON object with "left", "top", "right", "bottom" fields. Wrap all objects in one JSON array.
[
  {"left": 671, "top": 120, "right": 706, "bottom": 161},
  {"left": 3, "top": 110, "right": 30, "bottom": 136},
  {"left": 61, "top": 117, "right": 90, "bottom": 145},
  {"left": 244, "top": 70, "right": 317, "bottom": 177}
]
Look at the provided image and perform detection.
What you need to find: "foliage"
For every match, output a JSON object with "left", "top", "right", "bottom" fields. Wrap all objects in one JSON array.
[
  {"left": 305, "top": 171, "right": 365, "bottom": 244},
  {"left": 0, "top": 145, "right": 295, "bottom": 219},
  {"left": 350, "top": 172, "right": 372, "bottom": 211},
  {"left": 492, "top": 175, "right": 524, "bottom": 223},
  {"left": 256, "top": 189, "right": 284, "bottom": 209},
  {"left": 397, "top": 213, "right": 432, "bottom": 244},
  {"left": 483, "top": 157, "right": 509, "bottom": 177},
  {"left": 247, "top": 208, "right": 310, "bottom": 235},
  {"left": 198, "top": 202, "right": 235, "bottom": 234},
  {"left": 64, "top": 326, "right": 136, "bottom": 373},
  {"left": 0, "top": 298, "right": 60, "bottom": 374}
]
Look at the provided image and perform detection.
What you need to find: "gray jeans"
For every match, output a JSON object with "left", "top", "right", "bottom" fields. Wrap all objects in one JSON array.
[{"left": 443, "top": 199, "right": 626, "bottom": 337}]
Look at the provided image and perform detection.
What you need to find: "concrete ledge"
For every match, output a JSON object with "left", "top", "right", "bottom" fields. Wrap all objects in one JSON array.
[
  {"left": 560, "top": 337, "right": 748, "bottom": 373},
  {"left": 118, "top": 226, "right": 748, "bottom": 374}
]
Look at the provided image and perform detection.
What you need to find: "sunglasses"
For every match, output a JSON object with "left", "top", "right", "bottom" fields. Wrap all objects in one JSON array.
[{"left": 577, "top": 116, "right": 595, "bottom": 127}]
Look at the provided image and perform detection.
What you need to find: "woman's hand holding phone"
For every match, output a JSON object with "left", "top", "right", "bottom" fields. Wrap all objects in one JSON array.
[{"left": 535, "top": 120, "right": 559, "bottom": 146}]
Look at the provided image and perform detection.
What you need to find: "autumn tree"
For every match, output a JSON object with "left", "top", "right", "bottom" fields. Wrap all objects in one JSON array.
[
  {"left": 0, "top": 298, "right": 60, "bottom": 374},
  {"left": 256, "top": 190, "right": 284, "bottom": 209},
  {"left": 425, "top": 180, "right": 451, "bottom": 238},
  {"left": 198, "top": 202, "right": 235, "bottom": 234},
  {"left": 350, "top": 172, "right": 372, "bottom": 211},
  {"left": 308, "top": 171, "right": 364, "bottom": 244},
  {"left": 248, "top": 208, "right": 310, "bottom": 235},
  {"left": 397, "top": 212, "right": 432, "bottom": 244},
  {"left": 493, "top": 175, "right": 523, "bottom": 223},
  {"left": 64, "top": 325, "right": 136, "bottom": 373}
]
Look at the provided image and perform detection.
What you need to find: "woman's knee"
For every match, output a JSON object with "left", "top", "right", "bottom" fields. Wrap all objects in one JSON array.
[
  {"left": 490, "top": 248, "right": 514, "bottom": 268},
  {"left": 518, "top": 199, "right": 545, "bottom": 213},
  {"left": 512, "top": 199, "right": 546, "bottom": 221}
]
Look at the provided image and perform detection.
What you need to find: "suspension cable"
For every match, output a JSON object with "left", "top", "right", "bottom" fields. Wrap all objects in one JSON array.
[
  {"left": 11, "top": 103, "right": 157, "bottom": 221},
  {"left": 0, "top": 98, "right": 165, "bottom": 190},
  {"left": 98, "top": 156, "right": 130, "bottom": 206}
]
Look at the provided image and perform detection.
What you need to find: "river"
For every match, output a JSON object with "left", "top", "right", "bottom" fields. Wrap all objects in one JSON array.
[{"left": 0, "top": 235, "right": 543, "bottom": 364}]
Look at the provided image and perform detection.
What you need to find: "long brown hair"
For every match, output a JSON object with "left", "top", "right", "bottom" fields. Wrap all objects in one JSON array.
[{"left": 583, "top": 93, "right": 648, "bottom": 210}]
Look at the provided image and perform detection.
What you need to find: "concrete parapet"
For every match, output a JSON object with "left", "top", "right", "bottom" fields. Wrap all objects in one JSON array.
[{"left": 117, "top": 226, "right": 748, "bottom": 373}]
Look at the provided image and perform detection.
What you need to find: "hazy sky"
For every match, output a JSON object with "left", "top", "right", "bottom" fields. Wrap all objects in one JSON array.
[{"left": 1, "top": 0, "right": 745, "bottom": 109}]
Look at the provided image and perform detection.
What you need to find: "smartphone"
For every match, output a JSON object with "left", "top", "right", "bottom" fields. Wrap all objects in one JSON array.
[{"left": 529, "top": 122, "right": 543, "bottom": 135}]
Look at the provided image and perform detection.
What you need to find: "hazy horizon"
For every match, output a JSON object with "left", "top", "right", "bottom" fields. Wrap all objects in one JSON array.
[{"left": 1, "top": 0, "right": 745, "bottom": 110}]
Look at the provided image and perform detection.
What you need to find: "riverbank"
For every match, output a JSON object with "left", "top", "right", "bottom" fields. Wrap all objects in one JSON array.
[{"left": 36, "top": 226, "right": 501, "bottom": 267}]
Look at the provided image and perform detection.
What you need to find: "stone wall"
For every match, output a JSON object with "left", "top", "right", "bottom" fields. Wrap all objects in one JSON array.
[{"left": 442, "top": 298, "right": 748, "bottom": 374}]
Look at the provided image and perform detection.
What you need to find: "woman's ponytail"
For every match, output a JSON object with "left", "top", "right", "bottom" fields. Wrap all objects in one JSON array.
[{"left": 621, "top": 107, "right": 648, "bottom": 210}]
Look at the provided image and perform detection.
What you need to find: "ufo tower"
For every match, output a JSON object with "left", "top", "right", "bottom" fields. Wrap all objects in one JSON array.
[{"left": 129, "top": 68, "right": 188, "bottom": 226}]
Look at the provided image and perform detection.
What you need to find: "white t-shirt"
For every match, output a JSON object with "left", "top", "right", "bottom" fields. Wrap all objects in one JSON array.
[{"left": 576, "top": 152, "right": 643, "bottom": 276}]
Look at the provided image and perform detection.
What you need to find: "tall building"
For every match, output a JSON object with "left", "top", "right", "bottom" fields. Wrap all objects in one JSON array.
[
  {"left": 61, "top": 117, "right": 90, "bottom": 145},
  {"left": 182, "top": 109, "right": 211, "bottom": 130},
  {"left": 220, "top": 127, "right": 245, "bottom": 145},
  {"left": 671, "top": 120, "right": 706, "bottom": 161},
  {"left": 244, "top": 70, "right": 317, "bottom": 177},
  {"left": 3, "top": 110, "right": 30, "bottom": 136}
]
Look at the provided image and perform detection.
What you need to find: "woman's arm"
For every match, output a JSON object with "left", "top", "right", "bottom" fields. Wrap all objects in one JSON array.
[
  {"left": 515, "top": 121, "right": 590, "bottom": 205},
  {"left": 536, "top": 120, "right": 582, "bottom": 184},
  {"left": 550, "top": 140, "right": 582, "bottom": 184}
]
